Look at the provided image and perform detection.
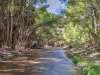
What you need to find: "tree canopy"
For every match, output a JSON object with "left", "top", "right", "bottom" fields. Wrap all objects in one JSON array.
[{"left": 60, "top": 0, "right": 100, "bottom": 48}]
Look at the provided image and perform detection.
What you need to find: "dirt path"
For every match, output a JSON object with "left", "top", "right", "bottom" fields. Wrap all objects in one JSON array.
[{"left": 0, "top": 47, "right": 85, "bottom": 75}]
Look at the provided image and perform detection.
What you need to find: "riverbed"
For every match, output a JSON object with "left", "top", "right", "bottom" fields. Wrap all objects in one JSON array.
[{"left": 0, "top": 47, "right": 85, "bottom": 75}]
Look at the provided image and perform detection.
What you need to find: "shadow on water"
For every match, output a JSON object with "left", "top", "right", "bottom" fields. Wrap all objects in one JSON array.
[{"left": 0, "top": 48, "right": 85, "bottom": 75}]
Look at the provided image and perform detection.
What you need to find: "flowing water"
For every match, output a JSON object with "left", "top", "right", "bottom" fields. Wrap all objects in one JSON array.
[{"left": 0, "top": 47, "right": 85, "bottom": 75}]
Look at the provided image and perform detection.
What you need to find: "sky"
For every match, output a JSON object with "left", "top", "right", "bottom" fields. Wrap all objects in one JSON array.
[{"left": 47, "top": 0, "right": 65, "bottom": 14}]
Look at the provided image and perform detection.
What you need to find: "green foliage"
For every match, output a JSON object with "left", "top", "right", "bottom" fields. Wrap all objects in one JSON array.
[
  {"left": 79, "top": 60, "right": 98, "bottom": 74},
  {"left": 34, "top": 5, "right": 61, "bottom": 42},
  {"left": 67, "top": 53, "right": 100, "bottom": 75},
  {"left": 62, "top": 22, "right": 86, "bottom": 47},
  {"left": 35, "top": 7, "right": 56, "bottom": 24},
  {"left": 78, "top": 59, "right": 100, "bottom": 75},
  {"left": 67, "top": 53, "right": 81, "bottom": 63},
  {"left": 61, "top": 0, "right": 98, "bottom": 46},
  {"left": 88, "top": 66, "right": 100, "bottom": 75},
  {"left": 72, "top": 55, "right": 81, "bottom": 64},
  {"left": 63, "top": 0, "right": 100, "bottom": 74},
  {"left": 83, "top": 66, "right": 91, "bottom": 74}
]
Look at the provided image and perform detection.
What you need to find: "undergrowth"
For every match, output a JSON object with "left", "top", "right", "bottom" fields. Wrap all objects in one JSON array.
[{"left": 67, "top": 53, "right": 100, "bottom": 75}]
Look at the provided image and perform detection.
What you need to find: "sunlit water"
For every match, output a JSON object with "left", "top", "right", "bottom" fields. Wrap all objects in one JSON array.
[{"left": 0, "top": 47, "right": 85, "bottom": 75}]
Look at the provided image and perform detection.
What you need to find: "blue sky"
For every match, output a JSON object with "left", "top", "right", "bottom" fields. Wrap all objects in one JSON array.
[{"left": 47, "top": 0, "right": 65, "bottom": 14}]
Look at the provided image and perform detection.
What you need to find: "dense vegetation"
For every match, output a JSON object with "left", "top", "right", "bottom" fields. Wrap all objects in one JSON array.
[
  {"left": 62, "top": 0, "right": 100, "bottom": 49},
  {"left": 0, "top": 0, "right": 61, "bottom": 50},
  {"left": 0, "top": 0, "right": 100, "bottom": 75},
  {"left": 63, "top": 0, "right": 100, "bottom": 75}
]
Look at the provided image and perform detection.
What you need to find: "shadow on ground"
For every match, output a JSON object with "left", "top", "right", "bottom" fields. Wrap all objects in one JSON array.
[{"left": 0, "top": 48, "right": 85, "bottom": 75}]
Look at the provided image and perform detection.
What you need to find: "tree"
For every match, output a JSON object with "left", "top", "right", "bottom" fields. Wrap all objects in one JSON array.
[
  {"left": 0, "top": 0, "right": 36, "bottom": 50},
  {"left": 32, "top": 5, "right": 60, "bottom": 47},
  {"left": 61, "top": 0, "right": 100, "bottom": 49}
]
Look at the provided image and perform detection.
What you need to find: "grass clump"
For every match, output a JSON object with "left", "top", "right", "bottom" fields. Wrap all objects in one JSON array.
[{"left": 88, "top": 66, "right": 100, "bottom": 75}]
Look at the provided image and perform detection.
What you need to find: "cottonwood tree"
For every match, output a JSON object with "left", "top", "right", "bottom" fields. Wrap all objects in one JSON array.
[
  {"left": 0, "top": 0, "right": 62, "bottom": 51},
  {"left": 61, "top": 0, "right": 100, "bottom": 49},
  {"left": 0, "top": 0, "right": 46, "bottom": 50}
]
